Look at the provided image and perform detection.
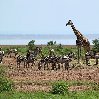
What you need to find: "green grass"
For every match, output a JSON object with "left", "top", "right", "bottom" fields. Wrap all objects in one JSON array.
[
  {"left": 0, "top": 90, "right": 99, "bottom": 99},
  {"left": 0, "top": 64, "right": 8, "bottom": 77},
  {"left": 1, "top": 45, "right": 78, "bottom": 56},
  {"left": 17, "top": 47, "right": 28, "bottom": 55}
]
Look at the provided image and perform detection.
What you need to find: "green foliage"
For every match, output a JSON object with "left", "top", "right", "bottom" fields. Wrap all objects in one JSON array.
[
  {"left": 62, "top": 48, "right": 72, "bottom": 55},
  {"left": 1, "top": 43, "right": 78, "bottom": 58},
  {"left": 1, "top": 48, "right": 8, "bottom": 54},
  {"left": 55, "top": 44, "right": 63, "bottom": 55},
  {"left": 51, "top": 81, "right": 68, "bottom": 95},
  {"left": 42, "top": 47, "right": 49, "bottom": 56},
  {"left": 92, "top": 38, "right": 99, "bottom": 52},
  {"left": 17, "top": 47, "right": 28, "bottom": 55},
  {"left": 28, "top": 40, "right": 36, "bottom": 50},
  {"left": 0, "top": 65, "right": 5, "bottom": 77},
  {"left": 0, "top": 65, "right": 14, "bottom": 93},
  {"left": 89, "top": 82, "right": 99, "bottom": 91},
  {"left": 0, "top": 77, "right": 13, "bottom": 93},
  {"left": 1, "top": 90, "right": 99, "bottom": 99},
  {"left": 47, "top": 41, "right": 56, "bottom": 46},
  {"left": 0, "top": 79, "right": 99, "bottom": 99}
]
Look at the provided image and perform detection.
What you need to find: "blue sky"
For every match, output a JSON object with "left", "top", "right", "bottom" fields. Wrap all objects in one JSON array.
[{"left": 0, "top": 0, "right": 99, "bottom": 45}]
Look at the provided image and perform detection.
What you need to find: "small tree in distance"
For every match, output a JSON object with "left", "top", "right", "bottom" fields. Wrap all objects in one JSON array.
[
  {"left": 92, "top": 38, "right": 99, "bottom": 52},
  {"left": 47, "top": 41, "right": 57, "bottom": 49},
  {"left": 47, "top": 41, "right": 56, "bottom": 46},
  {"left": 28, "top": 40, "right": 36, "bottom": 50}
]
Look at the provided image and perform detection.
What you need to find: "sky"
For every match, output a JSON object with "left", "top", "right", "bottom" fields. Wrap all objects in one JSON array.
[{"left": 0, "top": 0, "right": 99, "bottom": 45}]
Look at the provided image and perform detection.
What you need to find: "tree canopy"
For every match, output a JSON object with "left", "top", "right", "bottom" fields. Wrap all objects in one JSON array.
[
  {"left": 92, "top": 38, "right": 99, "bottom": 52},
  {"left": 28, "top": 40, "right": 35, "bottom": 50}
]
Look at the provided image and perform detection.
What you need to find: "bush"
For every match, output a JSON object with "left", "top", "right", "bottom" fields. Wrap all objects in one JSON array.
[
  {"left": 51, "top": 81, "right": 68, "bottom": 95},
  {"left": 0, "top": 66, "right": 5, "bottom": 77},
  {"left": 0, "top": 77, "right": 13, "bottom": 92},
  {"left": 92, "top": 38, "right": 99, "bottom": 52},
  {"left": 90, "top": 82, "right": 99, "bottom": 91},
  {"left": 28, "top": 40, "right": 36, "bottom": 50}
]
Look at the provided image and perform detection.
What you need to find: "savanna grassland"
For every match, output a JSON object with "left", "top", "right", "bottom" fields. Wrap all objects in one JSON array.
[{"left": 0, "top": 45, "right": 99, "bottom": 99}]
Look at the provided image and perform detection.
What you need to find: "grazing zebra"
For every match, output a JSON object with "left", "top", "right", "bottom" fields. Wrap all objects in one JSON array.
[
  {"left": 95, "top": 53, "right": 99, "bottom": 65},
  {"left": 38, "top": 55, "right": 72, "bottom": 70},
  {"left": 0, "top": 51, "right": 4, "bottom": 63},
  {"left": 8, "top": 48, "right": 18, "bottom": 58},
  {"left": 68, "top": 52, "right": 77, "bottom": 59},
  {"left": 17, "top": 47, "right": 41, "bottom": 68},
  {"left": 25, "top": 54, "right": 36, "bottom": 68},
  {"left": 85, "top": 51, "right": 99, "bottom": 65},
  {"left": 16, "top": 55, "right": 26, "bottom": 68},
  {"left": 38, "top": 55, "right": 55, "bottom": 70},
  {"left": 0, "top": 47, "right": 4, "bottom": 63},
  {"left": 58, "top": 55, "right": 72, "bottom": 70},
  {"left": 24, "top": 47, "right": 42, "bottom": 67}
]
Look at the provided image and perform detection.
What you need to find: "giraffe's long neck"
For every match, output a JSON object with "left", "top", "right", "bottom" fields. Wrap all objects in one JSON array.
[
  {"left": 71, "top": 24, "right": 76, "bottom": 32},
  {"left": 70, "top": 24, "right": 83, "bottom": 39}
]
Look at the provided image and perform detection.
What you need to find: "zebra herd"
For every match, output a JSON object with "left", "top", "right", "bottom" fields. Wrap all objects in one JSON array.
[
  {"left": 16, "top": 48, "right": 74, "bottom": 70},
  {"left": 0, "top": 47, "right": 99, "bottom": 71},
  {"left": 38, "top": 55, "right": 72, "bottom": 70},
  {"left": 15, "top": 49, "right": 99, "bottom": 69}
]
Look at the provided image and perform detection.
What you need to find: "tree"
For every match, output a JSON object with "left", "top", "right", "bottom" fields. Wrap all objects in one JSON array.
[
  {"left": 47, "top": 41, "right": 56, "bottom": 46},
  {"left": 28, "top": 40, "right": 36, "bottom": 50},
  {"left": 92, "top": 38, "right": 99, "bottom": 52},
  {"left": 47, "top": 41, "right": 57, "bottom": 50},
  {"left": 56, "top": 44, "right": 63, "bottom": 55}
]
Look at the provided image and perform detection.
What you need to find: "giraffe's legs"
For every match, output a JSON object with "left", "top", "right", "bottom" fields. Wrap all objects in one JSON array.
[
  {"left": 95, "top": 58, "right": 98, "bottom": 65},
  {"left": 80, "top": 46, "right": 81, "bottom": 58},
  {"left": 77, "top": 46, "right": 80, "bottom": 64}
]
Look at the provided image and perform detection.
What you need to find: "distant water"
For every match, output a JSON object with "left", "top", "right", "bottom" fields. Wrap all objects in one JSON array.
[{"left": 0, "top": 34, "right": 98, "bottom": 45}]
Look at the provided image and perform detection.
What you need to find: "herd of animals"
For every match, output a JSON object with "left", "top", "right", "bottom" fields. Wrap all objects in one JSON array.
[
  {"left": 0, "top": 47, "right": 72, "bottom": 70},
  {"left": 0, "top": 20, "right": 99, "bottom": 70},
  {"left": 0, "top": 46, "right": 99, "bottom": 71},
  {"left": 2, "top": 47, "right": 74, "bottom": 70}
]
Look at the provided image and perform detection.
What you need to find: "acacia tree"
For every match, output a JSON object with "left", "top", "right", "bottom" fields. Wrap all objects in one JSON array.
[
  {"left": 92, "top": 38, "right": 99, "bottom": 52},
  {"left": 47, "top": 41, "right": 56, "bottom": 46},
  {"left": 47, "top": 41, "right": 57, "bottom": 49},
  {"left": 28, "top": 40, "right": 36, "bottom": 50}
]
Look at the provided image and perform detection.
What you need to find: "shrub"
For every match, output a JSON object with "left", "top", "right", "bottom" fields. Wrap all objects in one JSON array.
[
  {"left": 0, "top": 77, "right": 13, "bottom": 92},
  {"left": 90, "top": 82, "right": 99, "bottom": 91},
  {"left": 92, "top": 38, "right": 99, "bottom": 52},
  {"left": 51, "top": 81, "right": 68, "bottom": 95},
  {"left": 0, "top": 66, "right": 5, "bottom": 77},
  {"left": 28, "top": 40, "right": 36, "bottom": 50}
]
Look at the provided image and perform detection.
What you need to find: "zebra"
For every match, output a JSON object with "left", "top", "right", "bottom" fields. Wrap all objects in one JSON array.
[
  {"left": 16, "top": 55, "right": 26, "bottom": 68},
  {"left": 85, "top": 51, "right": 99, "bottom": 65},
  {"left": 0, "top": 51, "right": 4, "bottom": 63},
  {"left": 0, "top": 47, "right": 4, "bottom": 63},
  {"left": 38, "top": 55, "right": 72, "bottom": 70},
  {"left": 56, "top": 55, "right": 72, "bottom": 70},
  {"left": 25, "top": 54, "right": 36, "bottom": 68},
  {"left": 8, "top": 48, "right": 18, "bottom": 58}
]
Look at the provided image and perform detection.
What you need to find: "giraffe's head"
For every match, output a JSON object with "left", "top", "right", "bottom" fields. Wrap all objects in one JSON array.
[{"left": 66, "top": 20, "right": 73, "bottom": 26}]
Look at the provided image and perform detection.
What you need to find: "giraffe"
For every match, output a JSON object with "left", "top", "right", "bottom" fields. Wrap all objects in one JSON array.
[{"left": 66, "top": 20, "right": 90, "bottom": 53}]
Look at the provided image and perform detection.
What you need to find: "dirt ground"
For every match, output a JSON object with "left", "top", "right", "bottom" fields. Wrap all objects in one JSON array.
[{"left": 2, "top": 56, "right": 99, "bottom": 92}]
